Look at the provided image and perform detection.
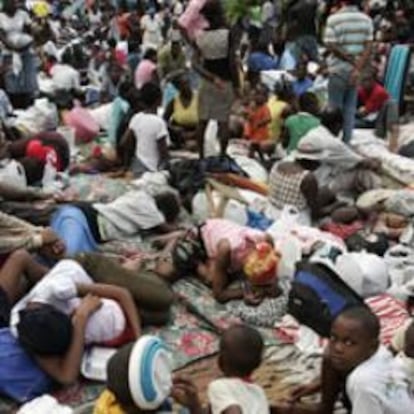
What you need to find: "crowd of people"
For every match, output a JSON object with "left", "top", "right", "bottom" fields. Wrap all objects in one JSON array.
[{"left": 1, "top": 0, "right": 414, "bottom": 413}]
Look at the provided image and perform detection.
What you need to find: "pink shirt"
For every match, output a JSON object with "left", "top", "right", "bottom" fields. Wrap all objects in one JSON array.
[
  {"left": 134, "top": 59, "right": 157, "bottom": 89},
  {"left": 201, "top": 219, "right": 267, "bottom": 271}
]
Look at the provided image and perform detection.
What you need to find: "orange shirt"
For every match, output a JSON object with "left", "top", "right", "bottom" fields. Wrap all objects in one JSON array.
[{"left": 244, "top": 104, "right": 271, "bottom": 142}]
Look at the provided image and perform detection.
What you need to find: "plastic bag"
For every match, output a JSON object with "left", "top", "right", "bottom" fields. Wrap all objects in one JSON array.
[{"left": 0, "top": 159, "right": 27, "bottom": 188}]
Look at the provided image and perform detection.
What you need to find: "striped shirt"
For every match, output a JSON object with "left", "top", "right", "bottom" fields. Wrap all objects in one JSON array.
[{"left": 324, "top": 6, "right": 374, "bottom": 75}]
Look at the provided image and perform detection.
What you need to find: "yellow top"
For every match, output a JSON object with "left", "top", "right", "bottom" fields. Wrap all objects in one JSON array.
[
  {"left": 93, "top": 390, "right": 125, "bottom": 414},
  {"left": 33, "top": 1, "right": 50, "bottom": 18},
  {"left": 267, "top": 97, "right": 287, "bottom": 141},
  {"left": 172, "top": 93, "right": 199, "bottom": 127}
]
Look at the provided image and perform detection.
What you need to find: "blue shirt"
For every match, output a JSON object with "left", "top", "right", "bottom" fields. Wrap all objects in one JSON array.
[
  {"left": 247, "top": 52, "right": 279, "bottom": 72},
  {"left": 292, "top": 77, "right": 313, "bottom": 96}
]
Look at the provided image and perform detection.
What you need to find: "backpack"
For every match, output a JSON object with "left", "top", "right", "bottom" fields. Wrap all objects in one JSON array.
[
  {"left": 288, "top": 261, "right": 364, "bottom": 337},
  {"left": 0, "top": 328, "right": 52, "bottom": 402}
]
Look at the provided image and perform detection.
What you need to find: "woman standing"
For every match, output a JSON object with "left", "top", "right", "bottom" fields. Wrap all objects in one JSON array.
[
  {"left": 0, "top": 0, "right": 38, "bottom": 109},
  {"left": 185, "top": 0, "right": 239, "bottom": 158}
]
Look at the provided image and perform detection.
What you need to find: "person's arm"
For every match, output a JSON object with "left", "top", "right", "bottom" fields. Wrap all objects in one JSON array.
[
  {"left": 210, "top": 240, "right": 243, "bottom": 303},
  {"left": 0, "top": 211, "right": 59, "bottom": 254},
  {"left": 255, "top": 114, "right": 272, "bottom": 129},
  {"left": 118, "top": 128, "right": 136, "bottom": 169},
  {"left": 223, "top": 407, "right": 242, "bottom": 414},
  {"left": 0, "top": 182, "right": 51, "bottom": 201},
  {"left": 157, "top": 136, "right": 169, "bottom": 169},
  {"left": 163, "top": 99, "right": 174, "bottom": 123},
  {"left": 324, "top": 43, "right": 355, "bottom": 65},
  {"left": 153, "top": 222, "right": 179, "bottom": 234},
  {"left": 172, "top": 375, "right": 204, "bottom": 414},
  {"left": 280, "top": 122, "right": 290, "bottom": 149},
  {"left": 350, "top": 42, "right": 373, "bottom": 86},
  {"left": 228, "top": 29, "right": 240, "bottom": 92},
  {"left": 191, "top": 47, "right": 223, "bottom": 88},
  {"left": 301, "top": 173, "right": 320, "bottom": 220},
  {"left": 34, "top": 294, "right": 101, "bottom": 385},
  {"left": 77, "top": 283, "right": 141, "bottom": 339},
  {"left": 388, "top": 124, "right": 400, "bottom": 153}
]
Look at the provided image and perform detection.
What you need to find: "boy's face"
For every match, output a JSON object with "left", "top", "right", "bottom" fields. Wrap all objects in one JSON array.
[
  {"left": 254, "top": 90, "right": 267, "bottom": 106},
  {"left": 328, "top": 315, "right": 378, "bottom": 373}
]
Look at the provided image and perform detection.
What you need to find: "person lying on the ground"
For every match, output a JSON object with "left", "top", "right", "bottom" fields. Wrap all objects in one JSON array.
[
  {"left": 10, "top": 258, "right": 141, "bottom": 385},
  {"left": 0, "top": 210, "right": 65, "bottom": 259},
  {"left": 0, "top": 122, "right": 70, "bottom": 185},
  {"left": 297, "top": 107, "right": 382, "bottom": 196},
  {"left": 94, "top": 335, "right": 204, "bottom": 414},
  {"left": 51, "top": 190, "right": 182, "bottom": 256},
  {"left": 75, "top": 252, "right": 174, "bottom": 326},
  {"left": 152, "top": 218, "right": 280, "bottom": 305},
  {"left": 275, "top": 306, "right": 414, "bottom": 414}
]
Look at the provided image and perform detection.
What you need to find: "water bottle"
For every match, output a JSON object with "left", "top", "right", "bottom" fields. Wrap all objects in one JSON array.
[{"left": 41, "top": 153, "right": 57, "bottom": 192}]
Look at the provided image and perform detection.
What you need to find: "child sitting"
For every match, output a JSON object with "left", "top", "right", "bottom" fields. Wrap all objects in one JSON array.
[
  {"left": 281, "top": 306, "right": 414, "bottom": 414},
  {"left": 243, "top": 84, "right": 272, "bottom": 159},
  {"left": 120, "top": 83, "right": 169, "bottom": 177},
  {"left": 94, "top": 335, "right": 203, "bottom": 414},
  {"left": 208, "top": 325, "right": 270, "bottom": 413},
  {"left": 292, "top": 62, "right": 313, "bottom": 97}
]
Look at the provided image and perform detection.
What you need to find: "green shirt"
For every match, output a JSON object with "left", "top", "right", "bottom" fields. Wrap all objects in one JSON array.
[
  {"left": 157, "top": 44, "right": 186, "bottom": 79},
  {"left": 285, "top": 113, "right": 320, "bottom": 153}
]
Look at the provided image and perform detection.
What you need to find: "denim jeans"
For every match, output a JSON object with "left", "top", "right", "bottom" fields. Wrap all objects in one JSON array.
[{"left": 328, "top": 73, "right": 357, "bottom": 143}]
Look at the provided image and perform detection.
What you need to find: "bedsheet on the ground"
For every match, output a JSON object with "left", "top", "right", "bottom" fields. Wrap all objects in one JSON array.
[
  {"left": 63, "top": 174, "right": 131, "bottom": 203},
  {"left": 0, "top": 278, "right": 283, "bottom": 412}
]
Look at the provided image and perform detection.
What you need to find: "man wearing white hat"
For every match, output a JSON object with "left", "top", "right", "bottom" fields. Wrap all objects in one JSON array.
[{"left": 296, "top": 108, "right": 382, "bottom": 196}]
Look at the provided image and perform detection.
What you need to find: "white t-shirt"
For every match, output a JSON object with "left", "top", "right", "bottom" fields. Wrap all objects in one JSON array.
[
  {"left": 140, "top": 14, "right": 163, "bottom": 49},
  {"left": 346, "top": 346, "right": 414, "bottom": 414},
  {"left": 129, "top": 112, "right": 169, "bottom": 171},
  {"left": 0, "top": 9, "right": 31, "bottom": 35},
  {"left": 50, "top": 63, "right": 81, "bottom": 91},
  {"left": 208, "top": 378, "right": 270, "bottom": 414},
  {"left": 93, "top": 190, "right": 165, "bottom": 241},
  {"left": 10, "top": 260, "right": 125, "bottom": 345},
  {"left": 391, "top": 320, "right": 414, "bottom": 388}
]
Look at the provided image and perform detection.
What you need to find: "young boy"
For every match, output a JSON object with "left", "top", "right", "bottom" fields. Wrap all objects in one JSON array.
[
  {"left": 208, "top": 325, "right": 270, "bottom": 414},
  {"left": 282, "top": 306, "right": 414, "bottom": 414},
  {"left": 94, "top": 335, "right": 203, "bottom": 414},
  {"left": 120, "top": 82, "right": 169, "bottom": 177}
]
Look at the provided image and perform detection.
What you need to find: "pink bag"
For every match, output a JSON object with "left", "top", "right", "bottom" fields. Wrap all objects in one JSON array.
[
  {"left": 62, "top": 107, "right": 99, "bottom": 143},
  {"left": 178, "top": 0, "right": 209, "bottom": 40}
]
